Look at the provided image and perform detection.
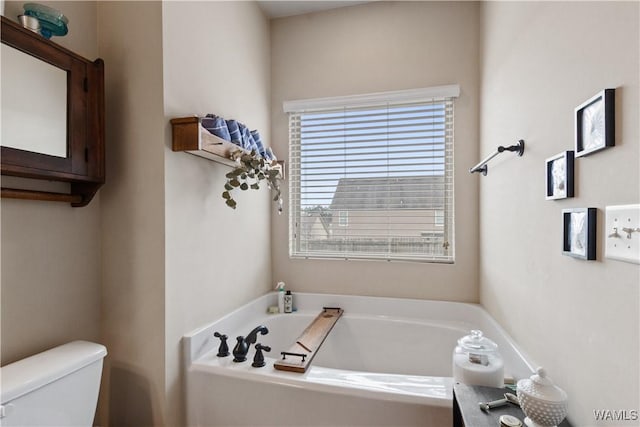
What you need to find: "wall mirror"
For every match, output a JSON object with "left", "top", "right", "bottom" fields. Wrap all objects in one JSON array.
[
  {"left": 1, "top": 43, "right": 68, "bottom": 157},
  {"left": 0, "top": 16, "right": 104, "bottom": 207}
]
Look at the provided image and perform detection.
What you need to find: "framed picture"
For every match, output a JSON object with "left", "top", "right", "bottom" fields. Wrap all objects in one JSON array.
[
  {"left": 575, "top": 88, "right": 615, "bottom": 158},
  {"left": 562, "top": 208, "right": 596, "bottom": 260},
  {"left": 546, "top": 151, "right": 574, "bottom": 200}
]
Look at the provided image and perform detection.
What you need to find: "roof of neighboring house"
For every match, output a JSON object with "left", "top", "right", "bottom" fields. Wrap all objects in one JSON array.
[{"left": 330, "top": 176, "right": 445, "bottom": 210}]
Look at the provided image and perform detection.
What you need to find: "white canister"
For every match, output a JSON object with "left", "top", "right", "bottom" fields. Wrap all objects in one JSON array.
[
  {"left": 453, "top": 329, "right": 504, "bottom": 388},
  {"left": 516, "top": 367, "right": 568, "bottom": 427}
]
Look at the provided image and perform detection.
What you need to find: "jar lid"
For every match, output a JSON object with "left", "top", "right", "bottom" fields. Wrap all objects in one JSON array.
[
  {"left": 457, "top": 330, "right": 499, "bottom": 354},
  {"left": 517, "top": 367, "right": 568, "bottom": 403},
  {"left": 499, "top": 415, "right": 522, "bottom": 427}
]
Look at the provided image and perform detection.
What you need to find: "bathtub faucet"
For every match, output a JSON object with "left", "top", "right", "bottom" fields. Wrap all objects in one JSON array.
[{"left": 233, "top": 325, "right": 269, "bottom": 362}]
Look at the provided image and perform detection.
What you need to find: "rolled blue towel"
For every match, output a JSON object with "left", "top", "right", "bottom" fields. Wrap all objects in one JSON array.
[
  {"left": 238, "top": 123, "right": 249, "bottom": 150},
  {"left": 265, "top": 147, "right": 276, "bottom": 161},
  {"left": 251, "top": 130, "right": 267, "bottom": 159},
  {"left": 251, "top": 133, "right": 259, "bottom": 153},
  {"left": 201, "top": 115, "right": 231, "bottom": 141},
  {"left": 226, "top": 120, "right": 242, "bottom": 147},
  {"left": 244, "top": 127, "right": 259, "bottom": 152}
]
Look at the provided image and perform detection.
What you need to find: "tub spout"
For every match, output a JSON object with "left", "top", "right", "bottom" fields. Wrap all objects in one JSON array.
[
  {"left": 246, "top": 325, "right": 269, "bottom": 345},
  {"left": 232, "top": 325, "right": 269, "bottom": 362}
]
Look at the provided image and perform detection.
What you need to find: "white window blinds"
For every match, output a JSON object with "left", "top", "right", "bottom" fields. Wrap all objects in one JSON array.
[{"left": 287, "top": 87, "right": 456, "bottom": 263}]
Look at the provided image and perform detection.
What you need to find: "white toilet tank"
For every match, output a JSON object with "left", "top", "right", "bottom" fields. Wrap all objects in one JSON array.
[{"left": 0, "top": 340, "right": 107, "bottom": 427}]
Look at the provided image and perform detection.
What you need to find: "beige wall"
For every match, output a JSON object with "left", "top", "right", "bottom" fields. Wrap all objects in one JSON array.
[
  {"left": 270, "top": 1, "right": 480, "bottom": 301},
  {"left": 4, "top": 3, "right": 638, "bottom": 426},
  {"left": 2, "top": 2, "right": 271, "bottom": 425},
  {"left": 479, "top": 2, "right": 639, "bottom": 425},
  {"left": 0, "top": 1, "right": 101, "bottom": 366},
  {"left": 162, "top": 2, "right": 272, "bottom": 425},
  {"left": 97, "top": 2, "right": 166, "bottom": 425}
]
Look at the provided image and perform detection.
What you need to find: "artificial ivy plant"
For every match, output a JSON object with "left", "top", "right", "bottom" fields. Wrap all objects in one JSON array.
[{"left": 222, "top": 149, "right": 283, "bottom": 213}]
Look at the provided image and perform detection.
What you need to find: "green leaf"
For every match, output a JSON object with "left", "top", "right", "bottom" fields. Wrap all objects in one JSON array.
[
  {"left": 222, "top": 191, "right": 231, "bottom": 200},
  {"left": 225, "top": 172, "right": 235, "bottom": 179},
  {"left": 226, "top": 199, "right": 237, "bottom": 209},
  {"left": 224, "top": 183, "right": 233, "bottom": 191},
  {"left": 240, "top": 183, "right": 249, "bottom": 191},
  {"left": 250, "top": 183, "right": 260, "bottom": 190},
  {"left": 230, "top": 179, "right": 240, "bottom": 187}
]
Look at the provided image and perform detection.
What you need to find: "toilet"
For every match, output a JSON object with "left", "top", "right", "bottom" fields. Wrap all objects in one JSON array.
[{"left": 0, "top": 340, "right": 107, "bottom": 426}]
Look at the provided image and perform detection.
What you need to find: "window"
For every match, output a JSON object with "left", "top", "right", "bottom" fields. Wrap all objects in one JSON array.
[
  {"left": 338, "top": 211, "right": 348, "bottom": 227},
  {"left": 286, "top": 85, "right": 458, "bottom": 262}
]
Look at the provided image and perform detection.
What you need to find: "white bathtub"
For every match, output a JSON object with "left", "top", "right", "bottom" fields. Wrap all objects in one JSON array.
[{"left": 183, "top": 293, "right": 534, "bottom": 426}]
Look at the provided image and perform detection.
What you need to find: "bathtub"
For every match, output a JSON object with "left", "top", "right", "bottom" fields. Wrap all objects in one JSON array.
[{"left": 183, "top": 293, "right": 534, "bottom": 426}]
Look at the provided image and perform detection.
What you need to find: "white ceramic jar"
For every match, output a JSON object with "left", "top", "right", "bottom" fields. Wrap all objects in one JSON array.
[
  {"left": 516, "top": 367, "right": 568, "bottom": 427},
  {"left": 452, "top": 329, "right": 504, "bottom": 388}
]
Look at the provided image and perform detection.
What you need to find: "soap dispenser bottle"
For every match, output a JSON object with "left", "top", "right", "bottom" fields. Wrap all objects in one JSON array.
[
  {"left": 284, "top": 290, "right": 293, "bottom": 313},
  {"left": 275, "top": 282, "right": 285, "bottom": 313}
]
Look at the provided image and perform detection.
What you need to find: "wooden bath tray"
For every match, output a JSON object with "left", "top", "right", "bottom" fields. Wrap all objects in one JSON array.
[{"left": 274, "top": 307, "right": 344, "bottom": 373}]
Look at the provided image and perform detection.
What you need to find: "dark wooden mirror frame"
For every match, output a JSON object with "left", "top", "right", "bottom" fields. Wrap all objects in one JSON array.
[{"left": 1, "top": 16, "right": 104, "bottom": 207}]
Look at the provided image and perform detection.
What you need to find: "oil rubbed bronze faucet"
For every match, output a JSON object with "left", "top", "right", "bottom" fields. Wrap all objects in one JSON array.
[{"left": 232, "top": 325, "right": 269, "bottom": 362}]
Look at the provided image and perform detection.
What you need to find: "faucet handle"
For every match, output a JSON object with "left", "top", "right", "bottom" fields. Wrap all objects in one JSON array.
[
  {"left": 252, "top": 343, "right": 271, "bottom": 368},
  {"left": 213, "top": 332, "right": 230, "bottom": 357},
  {"left": 257, "top": 344, "right": 271, "bottom": 352}
]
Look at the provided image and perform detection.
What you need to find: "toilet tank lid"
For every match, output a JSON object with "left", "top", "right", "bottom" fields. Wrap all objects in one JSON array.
[{"left": 1, "top": 340, "right": 107, "bottom": 404}]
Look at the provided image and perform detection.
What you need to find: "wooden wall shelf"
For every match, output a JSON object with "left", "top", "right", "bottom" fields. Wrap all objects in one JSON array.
[
  {"left": 171, "top": 116, "right": 246, "bottom": 167},
  {"left": 170, "top": 116, "right": 284, "bottom": 177}
]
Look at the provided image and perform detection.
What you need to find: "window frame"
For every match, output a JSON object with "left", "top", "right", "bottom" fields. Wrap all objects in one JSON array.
[{"left": 285, "top": 85, "right": 459, "bottom": 263}]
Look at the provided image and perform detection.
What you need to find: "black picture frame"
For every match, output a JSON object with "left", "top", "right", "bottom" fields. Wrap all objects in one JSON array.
[
  {"left": 562, "top": 208, "right": 596, "bottom": 260},
  {"left": 546, "top": 151, "right": 574, "bottom": 200},
  {"left": 575, "top": 88, "right": 615, "bottom": 158}
]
